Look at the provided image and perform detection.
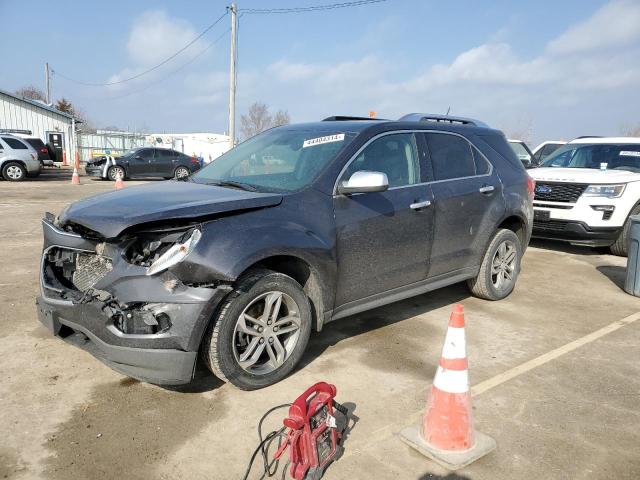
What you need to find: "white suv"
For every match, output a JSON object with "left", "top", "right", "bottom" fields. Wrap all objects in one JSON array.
[
  {"left": 529, "top": 137, "right": 640, "bottom": 256},
  {"left": 0, "top": 134, "right": 41, "bottom": 181}
]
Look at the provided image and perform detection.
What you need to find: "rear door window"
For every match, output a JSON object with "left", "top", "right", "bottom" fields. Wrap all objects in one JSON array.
[
  {"left": 2, "top": 137, "right": 28, "bottom": 149},
  {"left": 158, "top": 149, "right": 174, "bottom": 158},
  {"left": 425, "top": 133, "right": 476, "bottom": 181}
]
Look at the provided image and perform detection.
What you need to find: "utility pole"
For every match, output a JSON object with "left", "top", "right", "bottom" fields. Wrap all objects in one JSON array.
[
  {"left": 45, "top": 62, "right": 51, "bottom": 105},
  {"left": 228, "top": 3, "right": 238, "bottom": 146}
]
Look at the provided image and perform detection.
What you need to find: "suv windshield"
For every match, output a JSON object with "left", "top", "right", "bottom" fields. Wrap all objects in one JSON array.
[
  {"left": 541, "top": 143, "right": 640, "bottom": 173},
  {"left": 192, "top": 126, "right": 360, "bottom": 192}
]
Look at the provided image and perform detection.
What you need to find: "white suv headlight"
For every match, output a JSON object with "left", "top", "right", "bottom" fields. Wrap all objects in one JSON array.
[
  {"left": 146, "top": 229, "right": 202, "bottom": 276},
  {"left": 583, "top": 184, "right": 625, "bottom": 198}
]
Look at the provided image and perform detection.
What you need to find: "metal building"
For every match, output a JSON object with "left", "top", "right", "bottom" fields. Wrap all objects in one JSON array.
[{"left": 0, "top": 88, "right": 76, "bottom": 164}]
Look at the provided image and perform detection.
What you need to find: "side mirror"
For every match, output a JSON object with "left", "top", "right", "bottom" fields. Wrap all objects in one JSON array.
[{"left": 338, "top": 170, "right": 389, "bottom": 195}]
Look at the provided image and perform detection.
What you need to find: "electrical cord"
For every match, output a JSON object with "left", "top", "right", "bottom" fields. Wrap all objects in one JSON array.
[{"left": 242, "top": 403, "right": 292, "bottom": 480}]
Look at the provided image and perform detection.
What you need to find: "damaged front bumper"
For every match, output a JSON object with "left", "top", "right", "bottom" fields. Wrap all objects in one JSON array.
[{"left": 36, "top": 216, "right": 229, "bottom": 385}]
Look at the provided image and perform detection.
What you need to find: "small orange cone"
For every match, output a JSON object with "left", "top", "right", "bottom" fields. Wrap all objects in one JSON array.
[
  {"left": 114, "top": 172, "right": 124, "bottom": 190},
  {"left": 399, "top": 305, "right": 496, "bottom": 470},
  {"left": 71, "top": 166, "right": 81, "bottom": 185}
]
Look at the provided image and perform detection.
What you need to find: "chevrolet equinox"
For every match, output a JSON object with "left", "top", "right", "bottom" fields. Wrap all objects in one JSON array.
[{"left": 37, "top": 114, "right": 534, "bottom": 389}]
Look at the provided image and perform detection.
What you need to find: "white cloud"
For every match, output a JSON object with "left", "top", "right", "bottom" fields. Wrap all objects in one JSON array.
[
  {"left": 127, "top": 10, "right": 202, "bottom": 67},
  {"left": 86, "top": 1, "right": 640, "bottom": 143},
  {"left": 548, "top": 0, "right": 640, "bottom": 55}
]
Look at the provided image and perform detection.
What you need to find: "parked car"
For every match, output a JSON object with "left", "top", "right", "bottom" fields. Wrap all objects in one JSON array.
[
  {"left": 84, "top": 147, "right": 201, "bottom": 180},
  {"left": 37, "top": 114, "right": 533, "bottom": 389},
  {"left": 529, "top": 137, "right": 640, "bottom": 256},
  {"left": 531, "top": 141, "right": 565, "bottom": 166},
  {"left": 0, "top": 134, "right": 41, "bottom": 181},
  {"left": 508, "top": 139, "right": 535, "bottom": 168},
  {"left": 10, "top": 133, "right": 54, "bottom": 167}
]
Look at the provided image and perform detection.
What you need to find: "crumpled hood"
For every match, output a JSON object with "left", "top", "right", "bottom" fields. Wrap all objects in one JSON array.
[
  {"left": 58, "top": 180, "right": 283, "bottom": 238},
  {"left": 530, "top": 167, "right": 640, "bottom": 184}
]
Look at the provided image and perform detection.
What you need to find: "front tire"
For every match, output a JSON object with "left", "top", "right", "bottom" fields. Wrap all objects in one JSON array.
[
  {"left": 107, "top": 165, "right": 126, "bottom": 181},
  {"left": 610, "top": 205, "right": 640, "bottom": 257},
  {"left": 2, "top": 162, "right": 27, "bottom": 181},
  {"left": 468, "top": 229, "right": 522, "bottom": 301},
  {"left": 201, "top": 269, "right": 312, "bottom": 390}
]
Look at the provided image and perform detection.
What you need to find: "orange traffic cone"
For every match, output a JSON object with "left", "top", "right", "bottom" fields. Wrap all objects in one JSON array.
[
  {"left": 399, "top": 305, "right": 496, "bottom": 470},
  {"left": 114, "top": 172, "right": 124, "bottom": 190},
  {"left": 71, "top": 166, "right": 81, "bottom": 185}
]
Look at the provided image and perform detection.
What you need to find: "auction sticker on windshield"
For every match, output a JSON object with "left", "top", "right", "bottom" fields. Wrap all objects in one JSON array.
[
  {"left": 303, "top": 134, "right": 345, "bottom": 148},
  {"left": 620, "top": 151, "right": 640, "bottom": 157}
]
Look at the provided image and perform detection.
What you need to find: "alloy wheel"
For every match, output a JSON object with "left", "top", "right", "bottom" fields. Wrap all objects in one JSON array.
[
  {"left": 6, "top": 165, "right": 24, "bottom": 180},
  {"left": 491, "top": 240, "right": 517, "bottom": 290},
  {"left": 175, "top": 167, "right": 189, "bottom": 179},
  {"left": 109, "top": 166, "right": 125, "bottom": 180},
  {"left": 232, "top": 291, "right": 302, "bottom": 375}
]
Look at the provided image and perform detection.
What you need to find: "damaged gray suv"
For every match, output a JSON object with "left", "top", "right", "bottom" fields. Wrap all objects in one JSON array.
[{"left": 37, "top": 114, "right": 534, "bottom": 390}]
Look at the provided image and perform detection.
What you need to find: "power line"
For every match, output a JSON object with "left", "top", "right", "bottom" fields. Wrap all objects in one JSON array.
[
  {"left": 94, "top": 27, "right": 231, "bottom": 101},
  {"left": 239, "top": 0, "right": 388, "bottom": 14},
  {"left": 52, "top": 11, "right": 228, "bottom": 87}
]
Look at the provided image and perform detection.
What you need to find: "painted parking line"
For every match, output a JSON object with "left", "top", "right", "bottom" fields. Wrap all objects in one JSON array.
[
  {"left": 470, "top": 311, "right": 640, "bottom": 396},
  {"left": 346, "top": 311, "right": 640, "bottom": 460}
]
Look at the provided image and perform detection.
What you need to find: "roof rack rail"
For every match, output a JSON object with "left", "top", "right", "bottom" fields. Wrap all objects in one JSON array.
[
  {"left": 322, "top": 115, "right": 388, "bottom": 121},
  {"left": 398, "top": 113, "right": 489, "bottom": 128},
  {"left": 574, "top": 135, "right": 603, "bottom": 139},
  {"left": 0, "top": 128, "right": 32, "bottom": 135}
]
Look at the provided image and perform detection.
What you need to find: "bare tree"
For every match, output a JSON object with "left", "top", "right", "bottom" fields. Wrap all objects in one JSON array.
[
  {"left": 273, "top": 109, "right": 291, "bottom": 127},
  {"left": 240, "top": 102, "right": 291, "bottom": 140},
  {"left": 620, "top": 123, "right": 640, "bottom": 137},
  {"left": 15, "top": 85, "right": 46, "bottom": 102},
  {"left": 503, "top": 117, "right": 534, "bottom": 144}
]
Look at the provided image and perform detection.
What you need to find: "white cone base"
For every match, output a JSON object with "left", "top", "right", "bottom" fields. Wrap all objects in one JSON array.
[{"left": 399, "top": 425, "right": 496, "bottom": 471}]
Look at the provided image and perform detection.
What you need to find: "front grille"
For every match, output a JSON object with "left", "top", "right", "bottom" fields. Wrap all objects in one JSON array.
[
  {"left": 42, "top": 247, "right": 112, "bottom": 298},
  {"left": 534, "top": 182, "right": 588, "bottom": 203},
  {"left": 533, "top": 219, "right": 570, "bottom": 232},
  {"left": 72, "top": 253, "right": 112, "bottom": 291}
]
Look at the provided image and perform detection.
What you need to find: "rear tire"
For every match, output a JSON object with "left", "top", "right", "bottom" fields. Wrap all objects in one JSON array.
[
  {"left": 174, "top": 166, "right": 190, "bottom": 179},
  {"left": 201, "top": 269, "right": 312, "bottom": 390},
  {"left": 2, "top": 162, "right": 27, "bottom": 182},
  {"left": 610, "top": 205, "right": 640, "bottom": 257},
  {"left": 468, "top": 229, "right": 522, "bottom": 301}
]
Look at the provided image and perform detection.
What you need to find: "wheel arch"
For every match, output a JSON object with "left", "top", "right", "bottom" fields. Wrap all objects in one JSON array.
[
  {"left": 497, "top": 214, "right": 528, "bottom": 249},
  {"left": 240, "top": 254, "right": 327, "bottom": 332}
]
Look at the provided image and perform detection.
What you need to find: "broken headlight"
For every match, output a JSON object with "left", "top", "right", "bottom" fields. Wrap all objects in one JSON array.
[{"left": 127, "top": 228, "right": 202, "bottom": 276}]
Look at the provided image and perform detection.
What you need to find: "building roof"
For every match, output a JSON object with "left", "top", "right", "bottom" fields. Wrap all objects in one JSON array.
[{"left": 0, "top": 88, "right": 75, "bottom": 121}]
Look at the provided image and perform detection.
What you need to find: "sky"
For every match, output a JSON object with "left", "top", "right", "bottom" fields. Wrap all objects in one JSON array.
[{"left": 1, "top": 0, "right": 639, "bottom": 145}]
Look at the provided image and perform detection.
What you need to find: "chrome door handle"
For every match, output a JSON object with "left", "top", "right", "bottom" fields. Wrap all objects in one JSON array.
[
  {"left": 479, "top": 185, "right": 495, "bottom": 194},
  {"left": 410, "top": 200, "right": 432, "bottom": 210}
]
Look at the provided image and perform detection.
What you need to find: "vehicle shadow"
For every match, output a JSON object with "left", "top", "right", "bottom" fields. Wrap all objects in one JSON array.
[
  {"left": 299, "top": 282, "right": 470, "bottom": 371},
  {"left": 529, "top": 238, "right": 610, "bottom": 256},
  {"left": 418, "top": 474, "right": 472, "bottom": 480},
  {"left": 597, "top": 265, "right": 627, "bottom": 290}
]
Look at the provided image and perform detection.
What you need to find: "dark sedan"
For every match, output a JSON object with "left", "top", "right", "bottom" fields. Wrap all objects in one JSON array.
[{"left": 85, "top": 147, "right": 201, "bottom": 180}]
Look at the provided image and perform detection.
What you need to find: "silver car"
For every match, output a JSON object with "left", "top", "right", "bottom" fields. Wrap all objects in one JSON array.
[{"left": 0, "top": 134, "right": 41, "bottom": 181}]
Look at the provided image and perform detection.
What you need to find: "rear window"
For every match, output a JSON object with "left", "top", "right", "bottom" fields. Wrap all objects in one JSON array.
[
  {"left": 425, "top": 133, "right": 476, "bottom": 180},
  {"left": 25, "top": 138, "right": 46, "bottom": 149},
  {"left": 2, "top": 137, "right": 28, "bottom": 149}
]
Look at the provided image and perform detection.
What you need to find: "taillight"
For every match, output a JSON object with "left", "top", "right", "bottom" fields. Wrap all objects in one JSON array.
[
  {"left": 40, "top": 147, "right": 48, "bottom": 153},
  {"left": 191, "top": 157, "right": 199, "bottom": 165},
  {"left": 526, "top": 175, "right": 535, "bottom": 201}
]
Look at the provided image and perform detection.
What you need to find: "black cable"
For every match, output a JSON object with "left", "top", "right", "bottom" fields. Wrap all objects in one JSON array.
[
  {"left": 93, "top": 26, "right": 230, "bottom": 101},
  {"left": 53, "top": 11, "right": 228, "bottom": 86},
  {"left": 240, "top": 0, "right": 388, "bottom": 14},
  {"left": 242, "top": 403, "right": 292, "bottom": 480}
]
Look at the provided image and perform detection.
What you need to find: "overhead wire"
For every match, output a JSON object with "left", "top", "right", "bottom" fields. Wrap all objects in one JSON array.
[
  {"left": 93, "top": 26, "right": 230, "bottom": 101},
  {"left": 52, "top": 10, "right": 228, "bottom": 86},
  {"left": 239, "top": 0, "right": 388, "bottom": 14}
]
